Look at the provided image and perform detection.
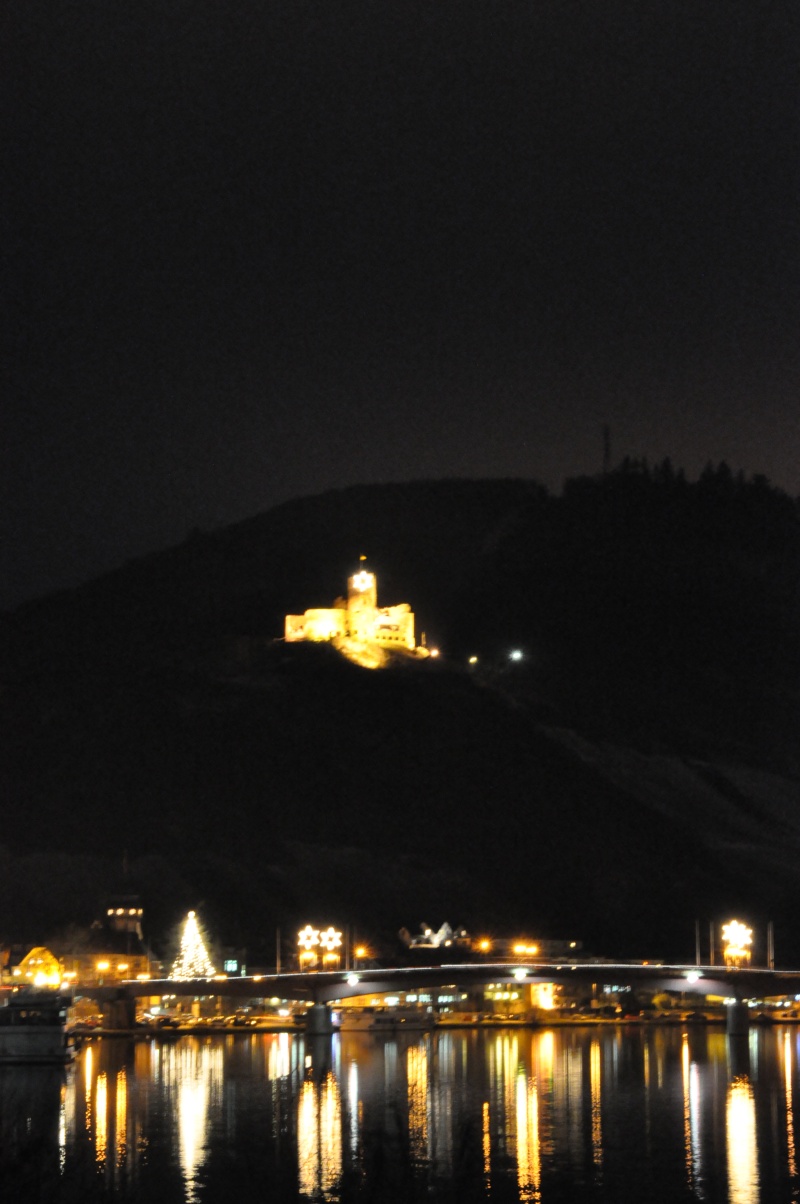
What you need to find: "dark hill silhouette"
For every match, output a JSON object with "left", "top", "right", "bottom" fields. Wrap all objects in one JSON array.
[{"left": 2, "top": 467, "right": 800, "bottom": 963}]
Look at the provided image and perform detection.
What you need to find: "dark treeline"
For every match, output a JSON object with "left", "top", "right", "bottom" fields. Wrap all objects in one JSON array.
[{"left": 449, "top": 460, "right": 800, "bottom": 766}]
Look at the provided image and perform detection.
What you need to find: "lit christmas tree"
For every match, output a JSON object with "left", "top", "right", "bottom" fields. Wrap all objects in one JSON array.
[{"left": 171, "top": 910, "right": 216, "bottom": 979}]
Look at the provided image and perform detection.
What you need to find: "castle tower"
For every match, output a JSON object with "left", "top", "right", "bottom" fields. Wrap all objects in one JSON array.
[{"left": 347, "top": 557, "right": 377, "bottom": 641}]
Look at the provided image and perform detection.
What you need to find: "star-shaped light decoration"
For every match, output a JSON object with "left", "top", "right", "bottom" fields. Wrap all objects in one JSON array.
[
  {"left": 298, "top": 925, "right": 320, "bottom": 951},
  {"left": 319, "top": 926, "right": 342, "bottom": 952},
  {"left": 722, "top": 919, "right": 753, "bottom": 966}
]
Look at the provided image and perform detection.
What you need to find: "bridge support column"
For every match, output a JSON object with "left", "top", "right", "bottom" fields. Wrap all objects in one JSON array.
[
  {"left": 102, "top": 996, "right": 137, "bottom": 1030},
  {"left": 726, "top": 1001, "right": 749, "bottom": 1036},
  {"left": 305, "top": 1004, "right": 334, "bottom": 1036}
]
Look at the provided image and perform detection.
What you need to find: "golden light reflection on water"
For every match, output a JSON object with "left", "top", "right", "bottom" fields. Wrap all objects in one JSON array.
[
  {"left": 84, "top": 1042, "right": 93, "bottom": 1124},
  {"left": 53, "top": 1025, "right": 800, "bottom": 1201},
  {"left": 537, "top": 1029, "right": 555, "bottom": 1081},
  {"left": 682, "top": 1034, "right": 691, "bottom": 1183},
  {"left": 297, "top": 1072, "right": 342, "bottom": 1201},
  {"left": 115, "top": 1069, "right": 127, "bottom": 1168},
  {"left": 590, "top": 1039, "right": 602, "bottom": 1169},
  {"left": 59, "top": 1081, "right": 67, "bottom": 1173},
  {"left": 516, "top": 1066, "right": 541, "bottom": 1202},
  {"left": 407, "top": 1041, "right": 428, "bottom": 1160},
  {"left": 169, "top": 1042, "right": 224, "bottom": 1203},
  {"left": 500, "top": 1033, "right": 520, "bottom": 1137},
  {"left": 268, "top": 1031, "right": 291, "bottom": 1080},
  {"left": 681, "top": 1032, "right": 702, "bottom": 1193},
  {"left": 727, "top": 1074, "right": 758, "bottom": 1204},
  {"left": 784, "top": 1031, "right": 797, "bottom": 1182},
  {"left": 482, "top": 1099, "right": 490, "bottom": 1181},
  {"left": 95, "top": 1072, "right": 108, "bottom": 1166}
]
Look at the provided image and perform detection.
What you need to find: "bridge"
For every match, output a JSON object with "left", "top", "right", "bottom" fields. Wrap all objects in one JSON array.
[{"left": 84, "top": 961, "right": 800, "bottom": 1034}]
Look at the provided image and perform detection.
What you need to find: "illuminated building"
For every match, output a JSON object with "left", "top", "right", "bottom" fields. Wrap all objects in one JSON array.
[
  {"left": 58, "top": 899, "right": 152, "bottom": 986},
  {"left": 10, "top": 945, "right": 62, "bottom": 988},
  {"left": 284, "top": 559, "right": 421, "bottom": 657}
]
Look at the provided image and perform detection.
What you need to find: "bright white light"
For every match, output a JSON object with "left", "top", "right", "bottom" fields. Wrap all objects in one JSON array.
[
  {"left": 347, "top": 975, "right": 359, "bottom": 987},
  {"left": 722, "top": 919, "right": 753, "bottom": 965},
  {"left": 686, "top": 971, "right": 701, "bottom": 984},
  {"left": 509, "top": 649, "right": 523, "bottom": 661},
  {"left": 297, "top": 925, "right": 320, "bottom": 951},
  {"left": 319, "top": 926, "right": 342, "bottom": 952},
  {"left": 513, "top": 968, "right": 527, "bottom": 980}
]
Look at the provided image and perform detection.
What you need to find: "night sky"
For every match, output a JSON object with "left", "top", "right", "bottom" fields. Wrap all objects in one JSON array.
[{"left": 3, "top": 1, "right": 798, "bottom": 609}]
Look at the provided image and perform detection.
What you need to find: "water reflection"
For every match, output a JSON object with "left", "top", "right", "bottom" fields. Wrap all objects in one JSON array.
[
  {"left": 682, "top": 1031, "right": 703, "bottom": 1194},
  {"left": 297, "top": 1071, "right": 342, "bottom": 1200},
  {"left": 784, "top": 1030, "right": 797, "bottom": 1182},
  {"left": 166, "top": 1041, "right": 224, "bottom": 1200},
  {"left": 515, "top": 1062, "right": 540, "bottom": 1201},
  {"left": 727, "top": 1074, "right": 758, "bottom": 1204},
  {"left": 10, "top": 1024, "right": 800, "bottom": 1202},
  {"left": 407, "top": 1040, "right": 428, "bottom": 1160},
  {"left": 590, "top": 1036, "right": 603, "bottom": 1170}
]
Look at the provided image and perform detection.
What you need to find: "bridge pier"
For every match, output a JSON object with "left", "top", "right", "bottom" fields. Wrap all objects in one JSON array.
[
  {"left": 726, "top": 1001, "right": 750, "bottom": 1036},
  {"left": 305, "top": 1004, "right": 334, "bottom": 1036},
  {"left": 101, "top": 996, "right": 137, "bottom": 1030}
]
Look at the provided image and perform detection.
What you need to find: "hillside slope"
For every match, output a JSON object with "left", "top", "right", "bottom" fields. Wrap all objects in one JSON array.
[{"left": 3, "top": 468, "right": 799, "bottom": 961}]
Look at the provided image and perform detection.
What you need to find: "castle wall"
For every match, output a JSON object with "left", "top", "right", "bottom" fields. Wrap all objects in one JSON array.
[
  {"left": 285, "top": 609, "right": 347, "bottom": 642},
  {"left": 373, "top": 604, "right": 415, "bottom": 650},
  {"left": 285, "top": 569, "right": 417, "bottom": 654}
]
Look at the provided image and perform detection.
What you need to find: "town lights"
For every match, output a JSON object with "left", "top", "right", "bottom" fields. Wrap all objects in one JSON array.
[{"left": 722, "top": 920, "right": 753, "bottom": 967}]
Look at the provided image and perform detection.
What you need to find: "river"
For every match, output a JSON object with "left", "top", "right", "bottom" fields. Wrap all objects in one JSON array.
[{"left": 1, "top": 1023, "right": 797, "bottom": 1202}]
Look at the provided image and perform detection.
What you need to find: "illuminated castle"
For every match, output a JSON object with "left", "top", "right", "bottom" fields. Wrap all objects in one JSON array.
[{"left": 285, "top": 559, "right": 417, "bottom": 655}]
